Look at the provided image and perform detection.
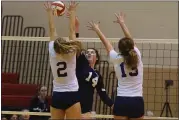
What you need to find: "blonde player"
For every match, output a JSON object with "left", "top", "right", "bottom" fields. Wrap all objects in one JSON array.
[
  {"left": 87, "top": 12, "right": 144, "bottom": 120},
  {"left": 66, "top": 11, "right": 114, "bottom": 118},
  {"left": 44, "top": 1, "right": 81, "bottom": 119}
]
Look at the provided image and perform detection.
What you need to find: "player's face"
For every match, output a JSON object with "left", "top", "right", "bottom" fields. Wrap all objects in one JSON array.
[{"left": 86, "top": 49, "right": 97, "bottom": 64}]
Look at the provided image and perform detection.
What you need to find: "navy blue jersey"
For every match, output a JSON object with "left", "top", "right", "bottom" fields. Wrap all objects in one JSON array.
[
  {"left": 29, "top": 96, "right": 49, "bottom": 120},
  {"left": 76, "top": 53, "right": 113, "bottom": 113}
]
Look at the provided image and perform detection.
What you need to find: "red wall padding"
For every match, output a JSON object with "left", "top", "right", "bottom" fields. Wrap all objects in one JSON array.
[
  {"left": 2, "top": 95, "right": 34, "bottom": 108},
  {"left": 2, "top": 83, "right": 38, "bottom": 96},
  {"left": 2, "top": 73, "right": 19, "bottom": 84}
]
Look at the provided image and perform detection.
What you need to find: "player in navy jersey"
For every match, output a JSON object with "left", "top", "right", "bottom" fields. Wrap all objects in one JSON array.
[
  {"left": 87, "top": 12, "right": 144, "bottom": 119},
  {"left": 66, "top": 12, "right": 114, "bottom": 117},
  {"left": 65, "top": 14, "right": 114, "bottom": 117},
  {"left": 44, "top": 1, "right": 82, "bottom": 119},
  {"left": 76, "top": 49, "right": 114, "bottom": 117}
]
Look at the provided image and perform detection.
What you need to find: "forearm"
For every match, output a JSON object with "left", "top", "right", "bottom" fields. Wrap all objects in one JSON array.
[
  {"left": 98, "top": 91, "right": 114, "bottom": 107},
  {"left": 47, "top": 11, "right": 55, "bottom": 41},
  {"left": 95, "top": 29, "right": 113, "bottom": 54},
  {"left": 119, "top": 22, "right": 132, "bottom": 39},
  {"left": 69, "top": 10, "right": 76, "bottom": 40}
]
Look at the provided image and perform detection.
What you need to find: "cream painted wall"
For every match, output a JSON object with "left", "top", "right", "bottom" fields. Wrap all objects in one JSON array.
[{"left": 2, "top": 1, "right": 178, "bottom": 39}]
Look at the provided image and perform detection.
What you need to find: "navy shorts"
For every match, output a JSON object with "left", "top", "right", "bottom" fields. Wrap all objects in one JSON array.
[
  {"left": 113, "top": 96, "right": 144, "bottom": 118},
  {"left": 51, "top": 91, "right": 80, "bottom": 110}
]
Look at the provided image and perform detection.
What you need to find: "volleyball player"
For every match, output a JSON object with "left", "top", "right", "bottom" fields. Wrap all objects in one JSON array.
[
  {"left": 87, "top": 12, "right": 144, "bottom": 120},
  {"left": 65, "top": 13, "right": 114, "bottom": 117},
  {"left": 44, "top": 1, "right": 82, "bottom": 119},
  {"left": 76, "top": 48, "right": 114, "bottom": 117}
]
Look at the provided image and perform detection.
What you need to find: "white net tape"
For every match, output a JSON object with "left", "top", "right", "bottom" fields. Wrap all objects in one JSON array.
[
  {"left": 1, "top": 111, "right": 178, "bottom": 119},
  {"left": 2, "top": 36, "right": 178, "bottom": 43}
]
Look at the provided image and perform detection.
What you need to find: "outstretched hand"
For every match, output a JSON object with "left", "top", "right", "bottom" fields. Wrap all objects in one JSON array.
[
  {"left": 44, "top": 2, "right": 58, "bottom": 16},
  {"left": 113, "top": 12, "right": 125, "bottom": 24},
  {"left": 66, "top": 1, "right": 79, "bottom": 12},
  {"left": 87, "top": 21, "right": 100, "bottom": 32},
  {"left": 44, "top": 2, "right": 52, "bottom": 12}
]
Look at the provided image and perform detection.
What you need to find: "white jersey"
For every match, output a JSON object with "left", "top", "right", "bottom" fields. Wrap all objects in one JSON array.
[
  {"left": 109, "top": 47, "right": 143, "bottom": 97},
  {"left": 49, "top": 41, "right": 79, "bottom": 92}
]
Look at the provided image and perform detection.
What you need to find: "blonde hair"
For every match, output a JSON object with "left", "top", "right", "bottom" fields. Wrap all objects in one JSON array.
[{"left": 54, "top": 37, "right": 82, "bottom": 56}]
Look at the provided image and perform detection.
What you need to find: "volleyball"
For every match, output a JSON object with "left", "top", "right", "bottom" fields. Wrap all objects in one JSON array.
[{"left": 51, "top": 1, "right": 65, "bottom": 16}]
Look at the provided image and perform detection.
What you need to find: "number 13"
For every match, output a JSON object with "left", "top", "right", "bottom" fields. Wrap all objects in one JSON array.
[{"left": 120, "top": 62, "right": 138, "bottom": 77}]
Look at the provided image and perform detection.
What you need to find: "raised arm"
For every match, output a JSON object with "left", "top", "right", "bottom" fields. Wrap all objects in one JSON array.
[
  {"left": 114, "top": 12, "right": 132, "bottom": 39},
  {"left": 87, "top": 21, "right": 113, "bottom": 54},
  {"left": 67, "top": 1, "right": 79, "bottom": 40},
  {"left": 66, "top": 11, "right": 80, "bottom": 38},
  {"left": 44, "top": 2, "right": 56, "bottom": 41}
]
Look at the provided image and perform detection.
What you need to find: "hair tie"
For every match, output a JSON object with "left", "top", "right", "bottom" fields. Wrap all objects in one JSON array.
[{"left": 129, "top": 49, "right": 136, "bottom": 56}]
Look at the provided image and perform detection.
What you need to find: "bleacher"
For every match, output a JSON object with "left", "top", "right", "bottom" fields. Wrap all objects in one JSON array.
[{"left": 1, "top": 73, "right": 51, "bottom": 111}]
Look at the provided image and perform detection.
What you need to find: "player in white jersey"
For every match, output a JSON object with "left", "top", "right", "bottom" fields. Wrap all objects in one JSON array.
[
  {"left": 44, "top": 1, "right": 81, "bottom": 119},
  {"left": 87, "top": 12, "right": 144, "bottom": 119}
]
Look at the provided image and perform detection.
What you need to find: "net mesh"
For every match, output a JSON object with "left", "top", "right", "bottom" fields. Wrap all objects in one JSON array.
[{"left": 1, "top": 36, "right": 178, "bottom": 118}]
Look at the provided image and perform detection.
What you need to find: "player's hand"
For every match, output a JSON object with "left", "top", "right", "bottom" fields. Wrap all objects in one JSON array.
[
  {"left": 44, "top": 2, "right": 52, "bottom": 12},
  {"left": 80, "top": 49, "right": 86, "bottom": 55},
  {"left": 111, "top": 104, "right": 114, "bottom": 109},
  {"left": 67, "top": 1, "right": 79, "bottom": 11},
  {"left": 113, "top": 12, "right": 125, "bottom": 24},
  {"left": 87, "top": 21, "right": 100, "bottom": 32}
]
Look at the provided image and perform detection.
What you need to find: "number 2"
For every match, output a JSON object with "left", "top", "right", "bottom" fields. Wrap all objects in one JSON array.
[
  {"left": 120, "top": 62, "right": 138, "bottom": 77},
  {"left": 57, "top": 62, "right": 67, "bottom": 77}
]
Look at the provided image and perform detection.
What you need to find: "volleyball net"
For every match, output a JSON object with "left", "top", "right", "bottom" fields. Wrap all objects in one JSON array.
[{"left": 1, "top": 36, "right": 178, "bottom": 119}]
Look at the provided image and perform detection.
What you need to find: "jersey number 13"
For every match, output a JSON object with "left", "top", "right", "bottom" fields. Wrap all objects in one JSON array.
[{"left": 120, "top": 62, "right": 138, "bottom": 77}]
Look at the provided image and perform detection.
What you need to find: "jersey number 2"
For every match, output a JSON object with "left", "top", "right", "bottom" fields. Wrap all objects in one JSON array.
[
  {"left": 120, "top": 62, "right": 138, "bottom": 77},
  {"left": 57, "top": 62, "right": 67, "bottom": 77}
]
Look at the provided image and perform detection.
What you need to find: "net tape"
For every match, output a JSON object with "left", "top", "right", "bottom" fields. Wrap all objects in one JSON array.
[
  {"left": 1, "top": 111, "right": 178, "bottom": 119},
  {"left": 2, "top": 36, "right": 178, "bottom": 43}
]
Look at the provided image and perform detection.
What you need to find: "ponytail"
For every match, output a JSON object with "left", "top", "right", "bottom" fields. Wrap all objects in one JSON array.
[{"left": 123, "top": 49, "right": 139, "bottom": 69}]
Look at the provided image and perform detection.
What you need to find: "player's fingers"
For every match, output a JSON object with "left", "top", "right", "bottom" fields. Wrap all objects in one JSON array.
[
  {"left": 47, "top": 1, "right": 51, "bottom": 8},
  {"left": 44, "top": 3, "right": 48, "bottom": 9},
  {"left": 86, "top": 26, "right": 93, "bottom": 30},
  {"left": 113, "top": 21, "right": 118, "bottom": 23},
  {"left": 88, "top": 28, "right": 93, "bottom": 31},
  {"left": 117, "top": 12, "right": 120, "bottom": 18},
  {"left": 69, "top": 1, "right": 71, "bottom": 6},
  {"left": 88, "top": 21, "right": 93, "bottom": 26},
  {"left": 114, "top": 13, "right": 119, "bottom": 18},
  {"left": 75, "top": 3, "right": 79, "bottom": 7},
  {"left": 123, "top": 13, "right": 126, "bottom": 18},
  {"left": 71, "top": 1, "right": 75, "bottom": 5},
  {"left": 91, "top": 20, "right": 95, "bottom": 25},
  {"left": 65, "top": 5, "right": 69, "bottom": 11}
]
